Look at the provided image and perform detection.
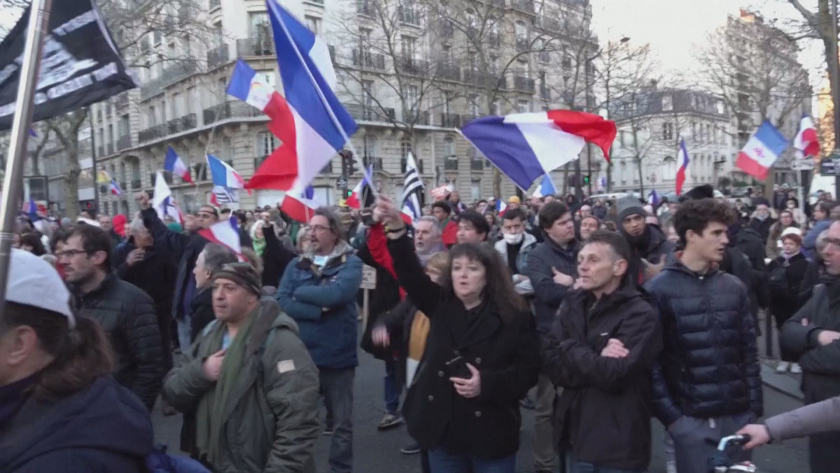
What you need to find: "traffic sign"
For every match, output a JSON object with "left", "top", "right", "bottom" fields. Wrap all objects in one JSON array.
[
  {"left": 791, "top": 158, "right": 815, "bottom": 171},
  {"left": 336, "top": 176, "right": 348, "bottom": 190}
]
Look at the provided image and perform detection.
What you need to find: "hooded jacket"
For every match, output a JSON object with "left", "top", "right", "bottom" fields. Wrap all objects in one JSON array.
[
  {"left": 624, "top": 224, "right": 674, "bottom": 286},
  {"left": 494, "top": 232, "right": 538, "bottom": 295},
  {"left": 0, "top": 377, "right": 153, "bottom": 473}
]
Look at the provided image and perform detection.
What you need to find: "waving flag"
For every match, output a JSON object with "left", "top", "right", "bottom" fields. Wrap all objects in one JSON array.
[
  {"left": 648, "top": 189, "right": 660, "bottom": 207},
  {"left": 206, "top": 154, "right": 245, "bottom": 189},
  {"left": 21, "top": 197, "right": 42, "bottom": 221},
  {"left": 532, "top": 174, "right": 557, "bottom": 198},
  {"left": 675, "top": 139, "right": 690, "bottom": 196},
  {"left": 210, "top": 186, "right": 239, "bottom": 206},
  {"left": 794, "top": 114, "right": 820, "bottom": 159},
  {"left": 496, "top": 200, "right": 507, "bottom": 214},
  {"left": 281, "top": 184, "right": 320, "bottom": 223},
  {"left": 345, "top": 167, "right": 374, "bottom": 209},
  {"left": 96, "top": 170, "right": 112, "bottom": 184},
  {"left": 152, "top": 171, "right": 185, "bottom": 224},
  {"left": 109, "top": 179, "right": 123, "bottom": 196},
  {"left": 400, "top": 152, "right": 425, "bottom": 221},
  {"left": 244, "top": 1, "right": 360, "bottom": 193},
  {"left": 199, "top": 217, "right": 242, "bottom": 255},
  {"left": 164, "top": 147, "right": 193, "bottom": 184},
  {"left": 735, "top": 121, "right": 789, "bottom": 180},
  {"left": 461, "top": 110, "right": 616, "bottom": 191}
]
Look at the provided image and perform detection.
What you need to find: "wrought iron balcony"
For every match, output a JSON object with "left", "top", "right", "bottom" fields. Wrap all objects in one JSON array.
[
  {"left": 511, "top": 0, "right": 535, "bottom": 14},
  {"left": 487, "top": 32, "right": 501, "bottom": 47},
  {"left": 346, "top": 104, "right": 395, "bottom": 122},
  {"left": 115, "top": 93, "right": 129, "bottom": 109},
  {"left": 470, "top": 158, "right": 484, "bottom": 170},
  {"left": 203, "top": 102, "right": 260, "bottom": 125},
  {"left": 397, "top": 56, "right": 429, "bottom": 76},
  {"left": 403, "top": 110, "right": 430, "bottom": 125},
  {"left": 363, "top": 156, "right": 383, "bottom": 171},
  {"left": 352, "top": 50, "right": 386, "bottom": 70},
  {"left": 515, "top": 38, "right": 530, "bottom": 53},
  {"left": 444, "top": 156, "right": 458, "bottom": 171},
  {"left": 401, "top": 157, "right": 424, "bottom": 173},
  {"left": 207, "top": 44, "right": 229, "bottom": 69},
  {"left": 138, "top": 124, "right": 166, "bottom": 143},
  {"left": 436, "top": 60, "right": 460, "bottom": 81},
  {"left": 357, "top": 1, "right": 376, "bottom": 16},
  {"left": 438, "top": 20, "right": 454, "bottom": 38},
  {"left": 131, "top": 179, "right": 142, "bottom": 190},
  {"left": 439, "top": 113, "right": 461, "bottom": 128},
  {"left": 514, "top": 76, "right": 535, "bottom": 92},
  {"left": 540, "top": 87, "right": 551, "bottom": 101},
  {"left": 117, "top": 133, "right": 132, "bottom": 150},
  {"left": 398, "top": 6, "right": 420, "bottom": 25},
  {"left": 236, "top": 37, "right": 275, "bottom": 57}
]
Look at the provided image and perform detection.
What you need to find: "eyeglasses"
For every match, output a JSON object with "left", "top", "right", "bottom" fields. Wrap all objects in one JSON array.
[
  {"left": 55, "top": 249, "right": 89, "bottom": 259},
  {"left": 825, "top": 237, "right": 840, "bottom": 248},
  {"left": 310, "top": 225, "right": 332, "bottom": 234}
]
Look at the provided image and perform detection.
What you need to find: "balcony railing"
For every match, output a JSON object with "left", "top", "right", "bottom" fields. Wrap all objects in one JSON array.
[
  {"left": 470, "top": 158, "right": 484, "bottom": 170},
  {"left": 357, "top": 1, "right": 376, "bottom": 16},
  {"left": 514, "top": 75, "right": 535, "bottom": 92},
  {"left": 107, "top": 143, "right": 115, "bottom": 155},
  {"left": 403, "top": 110, "right": 430, "bottom": 125},
  {"left": 511, "top": 0, "right": 535, "bottom": 13},
  {"left": 439, "top": 113, "right": 461, "bottom": 128},
  {"left": 436, "top": 60, "right": 460, "bottom": 81},
  {"left": 401, "top": 157, "right": 424, "bottom": 173},
  {"left": 346, "top": 104, "right": 395, "bottom": 122},
  {"left": 207, "top": 44, "right": 229, "bottom": 69},
  {"left": 203, "top": 102, "right": 261, "bottom": 125},
  {"left": 140, "top": 60, "right": 199, "bottom": 100},
  {"left": 236, "top": 37, "right": 275, "bottom": 57},
  {"left": 117, "top": 133, "right": 132, "bottom": 150},
  {"left": 444, "top": 156, "right": 458, "bottom": 171},
  {"left": 131, "top": 179, "right": 142, "bottom": 190},
  {"left": 115, "top": 93, "right": 129, "bottom": 109},
  {"left": 397, "top": 56, "right": 429, "bottom": 76},
  {"left": 165, "top": 113, "right": 198, "bottom": 135},
  {"left": 398, "top": 6, "right": 420, "bottom": 25},
  {"left": 489, "top": 0, "right": 505, "bottom": 7},
  {"left": 536, "top": 16, "right": 561, "bottom": 32},
  {"left": 352, "top": 49, "right": 386, "bottom": 70},
  {"left": 540, "top": 87, "right": 551, "bottom": 101},
  {"left": 463, "top": 69, "right": 507, "bottom": 89},
  {"left": 209, "top": 0, "right": 220, "bottom": 9},
  {"left": 462, "top": 114, "right": 479, "bottom": 123},
  {"left": 363, "top": 156, "right": 383, "bottom": 171},
  {"left": 138, "top": 124, "right": 166, "bottom": 143}
]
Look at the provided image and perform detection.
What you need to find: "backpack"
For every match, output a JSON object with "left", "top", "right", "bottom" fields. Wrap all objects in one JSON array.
[{"left": 145, "top": 444, "right": 210, "bottom": 473}]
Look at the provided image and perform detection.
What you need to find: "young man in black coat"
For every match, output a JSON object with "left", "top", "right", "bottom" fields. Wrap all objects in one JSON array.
[
  {"left": 645, "top": 198, "right": 762, "bottom": 473},
  {"left": 543, "top": 231, "right": 662, "bottom": 472}
]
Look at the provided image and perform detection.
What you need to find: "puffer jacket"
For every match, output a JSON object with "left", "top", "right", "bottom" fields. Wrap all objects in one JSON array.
[
  {"left": 644, "top": 261, "right": 763, "bottom": 426},
  {"left": 162, "top": 299, "right": 320, "bottom": 473},
  {"left": 74, "top": 274, "right": 165, "bottom": 411},
  {"left": 276, "top": 242, "right": 363, "bottom": 369},
  {"left": 494, "top": 232, "right": 538, "bottom": 295},
  {"left": 522, "top": 237, "right": 579, "bottom": 337}
]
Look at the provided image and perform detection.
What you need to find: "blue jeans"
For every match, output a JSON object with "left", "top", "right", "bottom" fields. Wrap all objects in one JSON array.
[
  {"left": 428, "top": 446, "right": 516, "bottom": 473},
  {"left": 321, "top": 368, "right": 354, "bottom": 473},
  {"left": 176, "top": 314, "right": 192, "bottom": 353},
  {"left": 566, "top": 451, "right": 643, "bottom": 473},
  {"left": 384, "top": 358, "right": 401, "bottom": 415}
]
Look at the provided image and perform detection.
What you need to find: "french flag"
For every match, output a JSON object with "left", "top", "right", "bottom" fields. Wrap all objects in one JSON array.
[
  {"left": 242, "top": 1, "right": 358, "bottom": 193},
  {"left": 206, "top": 154, "right": 245, "bottom": 189},
  {"left": 21, "top": 197, "right": 42, "bottom": 221},
  {"left": 794, "top": 114, "right": 820, "bottom": 159},
  {"left": 152, "top": 171, "right": 185, "bottom": 224},
  {"left": 461, "top": 110, "right": 616, "bottom": 190},
  {"left": 165, "top": 147, "right": 193, "bottom": 184},
  {"left": 109, "top": 179, "right": 123, "bottom": 196},
  {"left": 199, "top": 217, "right": 242, "bottom": 255},
  {"left": 281, "top": 184, "right": 320, "bottom": 224},
  {"left": 496, "top": 200, "right": 507, "bottom": 214},
  {"left": 532, "top": 174, "right": 557, "bottom": 198},
  {"left": 735, "top": 121, "right": 788, "bottom": 181},
  {"left": 675, "top": 139, "right": 690, "bottom": 196},
  {"left": 345, "top": 167, "right": 374, "bottom": 209}
]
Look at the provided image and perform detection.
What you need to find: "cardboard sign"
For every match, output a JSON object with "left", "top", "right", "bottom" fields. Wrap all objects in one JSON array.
[{"left": 361, "top": 264, "right": 377, "bottom": 290}]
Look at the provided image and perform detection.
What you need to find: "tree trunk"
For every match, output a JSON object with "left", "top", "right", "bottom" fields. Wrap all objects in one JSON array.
[
  {"left": 637, "top": 157, "right": 645, "bottom": 196},
  {"left": 63, "top": 141, "right": 80, "bottom": 220},
  {"left": 493, "top": 167, "right": 501, "bottom": 200},
  {"left": 29, "top": 152, "right": 40, "bottom": 176},
  {"left": 606, "top": 160, "right": 612, "bottom": 192}
]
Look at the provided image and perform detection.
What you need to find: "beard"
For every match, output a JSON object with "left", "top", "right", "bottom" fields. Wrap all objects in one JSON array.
[{"left": 624, "top": 225, "right": 649, "bottom": 248}]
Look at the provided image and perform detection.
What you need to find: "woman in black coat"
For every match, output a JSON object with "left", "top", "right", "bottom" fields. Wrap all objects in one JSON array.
[
  {"left": 376, "top": 198, "right": 540, "bottom": 473},
  {"left": 768, "top": 233, "right": 810, "bottom": 372}
]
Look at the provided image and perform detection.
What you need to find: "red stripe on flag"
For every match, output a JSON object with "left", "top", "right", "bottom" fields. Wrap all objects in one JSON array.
[
  {"left": 281, "top": 195, "right": 317, "bottom": 223},
  {"left": 546, "top": 110, "right": 617, "bottom": 162},
  {"left": 735, "top": 152, "right": 770, "bottom": 180}
]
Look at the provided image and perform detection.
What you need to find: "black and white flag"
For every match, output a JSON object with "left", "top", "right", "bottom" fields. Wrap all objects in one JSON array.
[
  {"left": 400, "top": 151, "right": 425, "bottom": 221},
  {"left": 0, "top": 0, "right": 138, "bottom": 129}
]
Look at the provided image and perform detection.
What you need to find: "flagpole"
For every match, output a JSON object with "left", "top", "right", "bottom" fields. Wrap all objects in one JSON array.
[
  {"left": 268, "top": 1, "right": 377, "bottom": 198},
  {"left": 0, "top": 0, "right": 53, "bottom": 317}
]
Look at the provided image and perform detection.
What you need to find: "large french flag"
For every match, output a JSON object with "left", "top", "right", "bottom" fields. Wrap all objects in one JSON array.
[
  {"left": 794, "top": 114, "right": 820, "bottom": 159},
  {"left": 461, "top": 110, "right": 616, "bottom": 190},
  {"left": 165, "top": 147, "right": 193, "bottom": 184},
  {"left": 243, "top": 1, "right": 358, "bottom": 192},
  {"left": 281, "top": 184, "right": 320, "bottom": 223},
  {"left": 199, "top": 217, "right": 243, "bottom": 255},
  {"left": 206, "top": 154, "right": 245, "bottom": 189},
  {"left": 675, "top": 139, "right": 690, "bottom": 196},
  {"left": 532, "top": 174, "right": 557, "bottom": 198},
  {"left": 735, "top": 121, "right": 789, "bottom": 181}
]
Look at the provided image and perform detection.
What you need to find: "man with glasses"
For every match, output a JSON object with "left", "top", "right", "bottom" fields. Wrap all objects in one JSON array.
[
  {"left": 136, "top": 192, "right": 217, "bottom": 352},
  {"left": 56, "top": 224, "right": 165, "bottom": 411},
  {"left": 277, "top": 207, "right": 363, "bottom": 473}
]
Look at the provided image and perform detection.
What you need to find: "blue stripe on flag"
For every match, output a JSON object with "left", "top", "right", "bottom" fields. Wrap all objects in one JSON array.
[
  {"left": 164, "top": 147, "right": 179, "bottom": 172},
  {"left": 461, "top": 116, "right": 545, "bottom": 191},
  {"left": 755, "top": 121, "right": 789, "bottom": 157},
  {"left": 206, "top": 154, "right": 228, "bottom": 187},
  {"left": 267, "top": 1, "right": 357, "bottom": 150},
  {"left": 226, "top": 60, "right": 256, "bottom": 103}
]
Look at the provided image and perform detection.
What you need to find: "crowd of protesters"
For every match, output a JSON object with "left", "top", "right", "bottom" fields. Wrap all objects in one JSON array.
[{"left": 2, "top": 181, "right": 839, "bottom": 473}]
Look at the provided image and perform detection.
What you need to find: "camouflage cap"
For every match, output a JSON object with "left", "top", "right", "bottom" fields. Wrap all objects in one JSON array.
[{"left": 211, "top": 262, "right": 262, "bottom": 296}]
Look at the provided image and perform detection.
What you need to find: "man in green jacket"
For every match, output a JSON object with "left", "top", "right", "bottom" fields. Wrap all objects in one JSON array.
[{"left": 162, "top": 262, "right": 320, "bottom": 473}]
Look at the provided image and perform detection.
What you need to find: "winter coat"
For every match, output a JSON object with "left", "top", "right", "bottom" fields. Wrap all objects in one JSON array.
[
  {"left": 765, "top": 396, "right": 840, "bottom": 442},
  {"left": 113, "top": 239, "right": 178, "bottom": 325},
  {"left": 141, "top": 207, "right": 208, "bottom": 320},
  {"left": 748, "top": 216, "right": 776, "bottom": 241},
  {"left": 804, "top": 218, "right": 832, "bottom": 258},
  {"left": 626, "top": 224, "right": 675, "bottom": 286},
  {"left": 494, "top": 232, "right": 538, "bottom": 295},
  {"left": 735, "top": 226, "right": 769, "bottom": 311},
  {"left": 74, "top": 274, "right": 165, "bottom": 411},
  {"left": 262, "top": 224, "right": 297, "bottom": 288},
  {"left": 162, "top": 299, "right": 321, "bottom": 473},
  {"left": 644, "top": 261, "right": 763, "bottom": 427},
  {"left": 522, "top": 237, "right": 579, "bottom": 337},
  {"left": 542, "top": 280, "right": 662, "bottom": 471},
  {"left": 188, "top": 287, "right": 215, "bottom": 343},
  {"left": 768, "top": 252, "right": 809, "bottom": 321},
  {"left": 378, "top": 299, "right": 421, "bottom": 386},
  {"left": 356, "top": 229, "right": 403, "bottom": 361},
  {"left": 0, "top": 377, "right": 153, "bottom": 473},
  {"left": 276, "top": 244, "right": 363, "bottom": 369},
  {"left": 765, "top": 221, "right": 800, "bottom": 259},
  {"left": 386, "top": 233, "right": 540, "bottom": 458}
]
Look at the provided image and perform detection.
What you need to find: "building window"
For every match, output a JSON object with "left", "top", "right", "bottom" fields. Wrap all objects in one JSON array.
[
  {"left": 256, "top": 131, "right": 277, "bottom": 157},
  {"left": 249, "top": 12, "right": 270, "bottom": 40},
  {"left": 471, "top": 179, "right": 481, "bottom": 202},
  {"left": 401, "top": 35, "right": 417, "bottom": 59},
  {"left": 119, "top": 114, "right": 129, "bottom": 137},
  {"left": 663, "top": 156, "right": 677, "bottom": 181},
  {"left": 517, "top": 100, "right": 529, "bottom": 113},
  {"left": 662, "top": 94, "right": 673, "bottom": 111},
  {"left": 305, "top": 16, "right": 322, "bottom": 34},
  {"left": 363, "top": 134, "right": 378, "bottom": 159},
  {"left": 662, "top": 122, "right": 673, "bottom": 141},
  {"left": 405, "top": 85, "right": 419, "bottom": 109},
  {"left": 171, "top": 92, "right": 181, "bottom": 119},
  {"left": 147, "top": 106, "right": 156, "bottom": 127},
  {"left": 491, "top": 99, "right": 501, "bottom": 115}
]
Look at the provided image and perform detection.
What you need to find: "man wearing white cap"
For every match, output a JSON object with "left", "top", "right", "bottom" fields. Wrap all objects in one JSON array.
[{"left": 0, "top": 249, "right": 154, "bottom": 472}]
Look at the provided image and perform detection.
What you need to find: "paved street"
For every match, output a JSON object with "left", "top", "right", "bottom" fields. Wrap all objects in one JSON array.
[{"left": 152, "top": 333, "right": 810, "bottom": 473}]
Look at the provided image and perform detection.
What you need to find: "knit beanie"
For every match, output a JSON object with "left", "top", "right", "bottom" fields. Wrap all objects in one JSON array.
[
  {"left": 617, "top": 195, "right": 645, "bottom": 222},
  {"left": 680, "top": 184, "right": 714, "bottom": 202},
  {"left": 211, "top": 262, "right": 262, "bottom": 296}
]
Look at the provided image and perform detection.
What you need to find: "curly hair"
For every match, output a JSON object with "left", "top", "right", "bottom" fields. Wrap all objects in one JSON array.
[
  {"left": 439, "top": 242, "right": 528, "bottom": 323},
  {"left": 673, "top": 198, "right": 736, "bottom": 246}
]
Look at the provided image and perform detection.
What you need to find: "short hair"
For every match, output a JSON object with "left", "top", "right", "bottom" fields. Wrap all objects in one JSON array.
[
  {"left": 63, "top": 224, "right": 113, "bottom": 269},
  {"left": 501, "top": 208, "right": 526, "bottom": 223},
  {"left": 20, "top": 233, "right": 47, "bottom": 256},
  {"left": 202, "top": 243, "right": 238, "bottom": 274},
  {"left": 416, "top": 216, "right": 442, "bottom": 237},
  {"left": 128, "top": 218, "right": 147, "bottom": 236},
  {"left": 431, "top": 201, "right": 452, "bottom": 215},
  {"left": 457, "top": 210, "right": 490, "bottom": 237},
  {"left": 313, "top": 206, "right": 345, "bottom": 238},
  {"left": 673, "top": 198, "right": 736, "bottom": 246},
  {"left": 220, "top": 208, "right": 232, "bottom": 215},
  {"left": 583, "top": 230, "right": 631, "bottom": 265},
  {"left": 538, "top": 202, "right": 570, "bottom": 230},
  {"left": 426, "top": 252, "right": 449, "bottom": 274},
  {"left": 816, "top": 201, "right": 835, "bottom": 217},
  {"left": 581, "top": 215, "right": 601, "bottom": 227}
]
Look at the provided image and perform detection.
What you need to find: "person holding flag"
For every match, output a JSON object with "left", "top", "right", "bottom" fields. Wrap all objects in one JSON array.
[{"left": 675, "top": 139, "right": 690, "bottom": 196}]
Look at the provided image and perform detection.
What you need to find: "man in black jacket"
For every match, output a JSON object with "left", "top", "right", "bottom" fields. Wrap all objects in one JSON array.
[
  {"left": 57, "top": 224, "right": 165, "bottom": 411},
  {"left": 543, "top": 231, "right": 662, "bottom": 472},
  {"left": 616, "top": 195, "right": 674, "bottom": 285},
  {"left": 748, "top": 203, "right": 776, "bottom": 241},
  {"left": 645, "top": 198, "right": 762, "bottom": 473},
  {"left": 522, "top": 201, "right": 577, "bottom": 473}
]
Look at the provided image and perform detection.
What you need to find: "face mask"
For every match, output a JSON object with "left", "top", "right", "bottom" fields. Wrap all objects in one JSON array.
[{"left": 504, "top": 232, "right": 523, "bottom": 245}]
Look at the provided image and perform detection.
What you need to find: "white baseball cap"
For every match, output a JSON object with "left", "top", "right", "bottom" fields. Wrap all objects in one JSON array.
[{"left": 6, "top": 249, "right": 75, "bottom": 327}]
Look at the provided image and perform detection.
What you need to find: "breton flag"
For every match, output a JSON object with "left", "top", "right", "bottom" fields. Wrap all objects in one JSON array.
[
  {"left": 675, "top": 139, "right": 690, "bottom": 196},
  {"left": 243, "top": 1, "right": 359, "bottom": 192},
  {"left": 164, "top": 147, "right": 193, "bottom": 184},
  {"left": 461, "top": 110, "right": 616, "bottom": 190},
  {"left": 281, "top": 184, "right": 320, "bottom": 223},
  {"left": 199, "top": 217, "right": 242, "bottom": 255},
  {"left": 210, "top": 186, "right": 239, "bottom": 206},
  {"left": 400, "top": 151, "right": 425, "bottom": 221},
  {"left": 206, "top": 154, "right": 245, "bottom": 189},
  {"left": 532, "top": 174, "right": 557, "bottom": 199},
  {"left": 735, "top": 121, "right": 789, "bottom": 181},
  {"left": 109, "top": 179, "right": 123, "bottom": 196},
  {"left": 794, "top": 114, "right": 820, "bottom": 159},
  {"left": 152, "top": 171, "right": 185, "bottom": 224}
]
